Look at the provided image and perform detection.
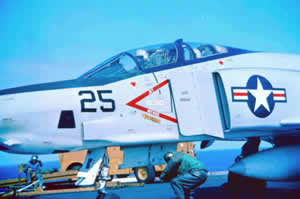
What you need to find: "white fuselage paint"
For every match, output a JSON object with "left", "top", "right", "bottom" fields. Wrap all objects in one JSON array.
[{"left": 1, "top": 52, "right": 300, "bottom": 154}]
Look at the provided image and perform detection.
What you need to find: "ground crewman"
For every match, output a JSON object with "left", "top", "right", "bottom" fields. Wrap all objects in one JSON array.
[
  {"left": 160, "top": 152, "right": 208, "bottom": 199},
  {"left": 24, "top": 155, "right": 44, "bottom": 190}
]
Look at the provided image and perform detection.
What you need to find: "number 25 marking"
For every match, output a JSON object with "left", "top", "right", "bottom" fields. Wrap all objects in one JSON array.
[{"left": 79, "top": 90, "right": 115, "bottom": 112}]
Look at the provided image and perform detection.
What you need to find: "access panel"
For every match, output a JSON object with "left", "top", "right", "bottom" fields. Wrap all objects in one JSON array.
[{"left": 169, "top": 66, "right": 223, "bottom": 138}]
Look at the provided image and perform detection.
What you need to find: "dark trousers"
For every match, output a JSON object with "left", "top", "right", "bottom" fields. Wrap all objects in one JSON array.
[
  {"left": 25, "top": 169, "right": 43, "bottom": 188},
  {"left": 170, "top": 169, "right": 208, "bottom": 199}
]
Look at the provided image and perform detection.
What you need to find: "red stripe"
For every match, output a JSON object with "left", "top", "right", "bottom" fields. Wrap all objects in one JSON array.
[
  {"left": 234, "top": 92, "right": 248, "bottom": 96},
  {"left": 273, "top": 94, "right": 285, "bottom": 97},
  {"left": 159, "top": 113, "right": 177, "bottom": 123},
  {"left": 127, "top": 80, "right": 169, "bottom": 105},
  {"left": 126, "top": 80, "right": 177, "bottom": 123}
]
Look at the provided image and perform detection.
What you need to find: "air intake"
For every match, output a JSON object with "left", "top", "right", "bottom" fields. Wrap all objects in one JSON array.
[{"left": 58, "top": 110, "right": 76, "bottom": 129}]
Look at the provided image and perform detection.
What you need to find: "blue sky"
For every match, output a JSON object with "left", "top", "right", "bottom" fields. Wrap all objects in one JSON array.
[{"left": 0, "top": 0, "right": 297, "bottom": 166}]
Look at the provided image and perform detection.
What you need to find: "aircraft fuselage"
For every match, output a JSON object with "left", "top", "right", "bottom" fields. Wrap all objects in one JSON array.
[{"left": 1, "top": 39, "right": 300, "bottom": 154}]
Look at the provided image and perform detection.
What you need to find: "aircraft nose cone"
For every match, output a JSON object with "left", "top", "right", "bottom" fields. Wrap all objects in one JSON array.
[
  {"left": 0, "top": 137, "right": 10, "bottom": 151},
  {"left": 229, "top": 161, "right": 246, "bottom": 175}
]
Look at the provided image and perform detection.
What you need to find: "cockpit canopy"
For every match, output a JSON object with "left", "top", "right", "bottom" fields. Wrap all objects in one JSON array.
[{"left": 80, "top": 39, "right": 228, "bottom": 80}]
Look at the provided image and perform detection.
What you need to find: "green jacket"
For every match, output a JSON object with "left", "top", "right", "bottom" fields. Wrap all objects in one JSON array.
[{"left": 160, "top": 152, "right": 205, "bottom": 182}]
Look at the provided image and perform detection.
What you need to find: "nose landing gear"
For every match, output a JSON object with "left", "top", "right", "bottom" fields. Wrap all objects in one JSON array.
[{"left": 74, "top": 147, "right": 120, "bottom": 199}]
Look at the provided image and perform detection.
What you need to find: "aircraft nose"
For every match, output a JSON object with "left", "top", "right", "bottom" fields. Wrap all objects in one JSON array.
[
  {"left": 0, "top": 129, "right": 22, "bottom": 152},
  {"left": 0, "top": 138, "right": 10, "bottom": 151},
  {"left": 0, "top": 117, "right": 18, "bottom": 152}
]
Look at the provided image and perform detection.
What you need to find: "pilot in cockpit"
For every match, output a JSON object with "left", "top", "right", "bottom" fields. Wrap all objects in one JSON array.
[
  {"left": 135, "top": 46, "right": 177, "bottom": 69},
  {"left": 136, "top": 49, "right": 150, "bottom": 68},
  {"left": 193, "top": 48, "right": 202, "bottom": 59},
  {"left": 166, "top": 48, "right": 177, "bottom": 63},
  {"left": 199, "top": 46, "right": 216, "bottom": 57}
]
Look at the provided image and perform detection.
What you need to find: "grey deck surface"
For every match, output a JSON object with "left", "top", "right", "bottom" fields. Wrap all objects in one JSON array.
[{"left": 23, "top": 174, "right": 300, "bottom": 199}]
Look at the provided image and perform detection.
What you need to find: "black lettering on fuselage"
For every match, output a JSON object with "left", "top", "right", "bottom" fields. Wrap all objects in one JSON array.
[{"left": 79, "top": 90, "right": 115, "bottom": 112}]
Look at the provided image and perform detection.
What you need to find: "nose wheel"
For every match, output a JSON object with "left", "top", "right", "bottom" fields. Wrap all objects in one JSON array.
[
  {"left": 73, "top": 148, "right": 120, "bottom": 199},
  {"left": 134, "top": 165, "right": 155, "bottom": 183}
]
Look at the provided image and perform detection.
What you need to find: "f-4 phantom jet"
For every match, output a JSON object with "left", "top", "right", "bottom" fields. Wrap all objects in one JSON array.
[{"left": 0, "top": 39, "right": 300, "bottom": 186}]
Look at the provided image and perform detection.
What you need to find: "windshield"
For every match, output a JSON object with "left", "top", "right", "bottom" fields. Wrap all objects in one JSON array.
[
  {"left": 82, "top": 53, "right": 141, "bottom": 80},
  {"left": 81, "top": 42, "right": 178, "bottom": 80},
  {"left": 80, "top": 40, "right": 228, "bottom": 81}
]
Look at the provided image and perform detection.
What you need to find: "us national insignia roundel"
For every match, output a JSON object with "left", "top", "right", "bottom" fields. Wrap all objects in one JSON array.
[{"left": 232, "top": 75, "right": 286, "bottom": 118}]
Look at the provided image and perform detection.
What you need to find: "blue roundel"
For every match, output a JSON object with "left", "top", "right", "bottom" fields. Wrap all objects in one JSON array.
[
  {"left": 232, "top": 75, "right": 286, "bottom": 118},
  {"left": 246, "top": 75, "right": 274, "bottom": 118}
]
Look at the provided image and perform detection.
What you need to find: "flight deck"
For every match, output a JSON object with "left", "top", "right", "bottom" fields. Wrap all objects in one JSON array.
[{"left": 1, "top": 171, "right": 299, "bottom": 199}]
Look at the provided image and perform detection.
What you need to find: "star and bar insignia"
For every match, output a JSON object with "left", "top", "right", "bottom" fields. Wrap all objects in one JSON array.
[{"left": 232, "top": 75, "right": 286, "bottom": 118}]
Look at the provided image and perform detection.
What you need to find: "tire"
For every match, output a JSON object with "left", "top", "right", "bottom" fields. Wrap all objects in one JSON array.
[
  {"left": 134, "top": 165, "right": 155, "bottom": 183},
  {"left": 66, "top": 163, "right": 82, "bottom": 171}
]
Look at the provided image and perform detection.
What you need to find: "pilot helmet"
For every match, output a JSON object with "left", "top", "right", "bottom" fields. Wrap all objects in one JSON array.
[
  {"left": 214, "top": 45, "right": 227, "bottom": 53},
  {"left": 31, "top": 155, "right": 38, "bottom": 161},
  {"left": 193, "top": 48, "right": 201, "bottom": 58},
  {"left": 164, "top": 152, "right": 174, "bottom": 163},
  {"left": 136, "top": 49, "right": 149, "bottom": 61}
]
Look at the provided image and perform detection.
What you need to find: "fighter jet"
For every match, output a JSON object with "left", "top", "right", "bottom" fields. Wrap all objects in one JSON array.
[{"left": 0, "top": 39, "right": 299, "bottom": 186}]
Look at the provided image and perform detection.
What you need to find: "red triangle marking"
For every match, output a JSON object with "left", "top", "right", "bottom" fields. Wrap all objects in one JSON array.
[{"left": 126, "top": 80, "right": 177, "bottom": 123}]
